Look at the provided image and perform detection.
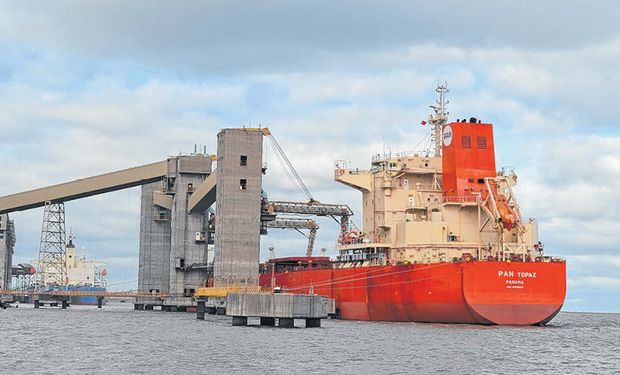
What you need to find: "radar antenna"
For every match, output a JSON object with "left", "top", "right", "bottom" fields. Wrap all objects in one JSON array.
[{"left": 428, "top": 83, "right": 449, "bottom": 157}]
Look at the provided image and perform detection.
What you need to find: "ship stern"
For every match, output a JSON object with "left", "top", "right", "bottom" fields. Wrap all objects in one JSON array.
[{"left": 462, "top": 260, "right": 566, "bottom": 326}]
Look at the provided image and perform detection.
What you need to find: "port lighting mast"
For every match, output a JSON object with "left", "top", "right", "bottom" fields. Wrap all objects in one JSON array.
[{"left": 36, "top": 201, "right": 68, "bottom": 288}]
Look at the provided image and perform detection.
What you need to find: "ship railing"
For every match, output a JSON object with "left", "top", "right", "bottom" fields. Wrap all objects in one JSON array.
[
  {"left": 334, "top": 160, "right": 350, "bottom": 170},
  {"left": 337, "top": 237, "right": 371, "bottom": 246},
  {"left": 371, "top": 150, "right": 427, "bottom": 162},
  {"left": 443, "top": 195, "right": 480, "bottom": 203},
  {"left": 498, "top": 166, "right": 516, "bottom": 176},
  {"left": 334, "top": 161, "right": 370, "bottom": 175},
  {"left": 344, "top": 168, "right": 370, "bottom": 175},
  {"left": 537, "top": 256, "right": 566, "bottom": 263}
]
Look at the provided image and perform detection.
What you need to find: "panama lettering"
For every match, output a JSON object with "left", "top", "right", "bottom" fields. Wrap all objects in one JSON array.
[{"left": 498, "top": 270, "right": 537, "bottom": 289}]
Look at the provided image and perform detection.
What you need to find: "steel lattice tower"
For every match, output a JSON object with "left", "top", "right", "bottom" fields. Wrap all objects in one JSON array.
[{"left": 37, "top": 201, "right": 67, "bottom": 287}]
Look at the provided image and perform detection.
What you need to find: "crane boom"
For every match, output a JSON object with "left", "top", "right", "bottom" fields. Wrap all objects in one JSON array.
[
  {"left": 267, "top": 200, "right": 352, "bottom": 216},
  {"left": 265, "top": 218, "right": 318, "bottom": 256}
]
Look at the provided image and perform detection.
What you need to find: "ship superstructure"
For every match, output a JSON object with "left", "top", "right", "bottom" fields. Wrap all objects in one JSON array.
[
  {"left": 334, "top": 86, "right": 541, "bottom": 267},
  {"left": 65, "top": 235, "right": 107, "bottom": 289}
]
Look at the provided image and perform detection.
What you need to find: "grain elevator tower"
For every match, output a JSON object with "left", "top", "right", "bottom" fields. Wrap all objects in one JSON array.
[{"left": 213, "top": 128, "right": 264, "bottom": 287}]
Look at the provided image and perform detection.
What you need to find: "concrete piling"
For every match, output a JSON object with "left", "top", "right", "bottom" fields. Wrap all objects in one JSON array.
[
  {"left": 196, "top": 301, "right": 205, "bottom": 320},
  {"left": 305, "top": 318, "right": 321, "bottom": 328},
  {"left": 232, "top": 316, "right": 248, "bottom": 326},
  {"left": 278, "top": 318, "right": 294, "bottom": 328}
]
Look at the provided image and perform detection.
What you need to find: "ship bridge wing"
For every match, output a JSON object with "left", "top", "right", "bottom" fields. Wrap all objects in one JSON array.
[{"left": 334, "top": 168, "right": 372, "bottom": 192}]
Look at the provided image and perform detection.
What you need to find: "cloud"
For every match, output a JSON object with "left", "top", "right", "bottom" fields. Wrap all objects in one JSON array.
[
  {"left": 568, "top": 276, "right": 620, "bottom": 291},
  {"left": 508, "top": 135, "right": 620, "bottom": 258},
  {"left": 2, "top": 0, "right": 620, "bottom": 77}
]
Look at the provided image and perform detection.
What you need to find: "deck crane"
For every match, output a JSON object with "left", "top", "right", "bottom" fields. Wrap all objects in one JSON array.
[{"left": 260, "top": 130, "right": 354, "bottom": 255}]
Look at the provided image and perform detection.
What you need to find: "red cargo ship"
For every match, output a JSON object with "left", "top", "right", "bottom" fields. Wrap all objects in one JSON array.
[{"left": 259, "top": 85, "right": 566, "bottom": 325}]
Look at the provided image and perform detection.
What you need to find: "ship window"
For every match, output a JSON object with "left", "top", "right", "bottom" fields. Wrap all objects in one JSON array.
[
  {"left": 477, "top": 136, "right": 487, "bottom": 149},
  {"left": 240, "top": 155, "right": 247, "bottom": 166},
  {"left": 462, "top": 136, "right": 471, "bottom": 149},
  {"left": 478, "top": 179, "right": 485, "bottom": 184},
  {"left": 240, "top": 179, "right": 247, "bottom": 190},
  {"left": 468, "top": 178, "right": 474, "bottom": 183}
]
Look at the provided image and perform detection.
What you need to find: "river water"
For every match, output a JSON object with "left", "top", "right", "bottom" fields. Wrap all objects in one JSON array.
[{"left": 0, "top": 303, "right": 618, "bottom": 374}]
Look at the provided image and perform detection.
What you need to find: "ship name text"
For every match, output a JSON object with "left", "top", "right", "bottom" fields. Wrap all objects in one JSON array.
[{"left": 498, "top": 271, "right": 537, "bottom": 278}]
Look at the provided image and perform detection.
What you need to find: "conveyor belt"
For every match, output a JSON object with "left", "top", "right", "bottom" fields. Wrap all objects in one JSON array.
[{"left": 0, "top": 160, "right": 171, "bottom": 214}]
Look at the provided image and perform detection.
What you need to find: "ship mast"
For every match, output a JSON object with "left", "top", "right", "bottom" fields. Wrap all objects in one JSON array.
[{"left": 428, "top": 84, "right": 449, "bottom": 157}]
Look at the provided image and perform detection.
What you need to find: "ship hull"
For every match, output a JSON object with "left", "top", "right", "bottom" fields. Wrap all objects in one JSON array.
[
  {"left": 68, "top": 286, "right": 107, "bottom": 306},
  {"left": 259, "top": 260, "right": 566, "bottom": 325},
  {"left": 16, "top": 286, "right": 107, "bottom": 306}
]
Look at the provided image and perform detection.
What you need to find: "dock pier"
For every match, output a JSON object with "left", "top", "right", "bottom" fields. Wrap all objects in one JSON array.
[
  {"left": 225, "top": 293, "right": 328, "bottom": 328},
  {"left": 1, "top": 289, "right": 169, "bottom": 310},
  {"left": 32, "top": 295, "right": 70, "bottom": 309}
]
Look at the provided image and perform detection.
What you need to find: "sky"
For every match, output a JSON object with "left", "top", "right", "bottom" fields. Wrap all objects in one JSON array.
[{"left": 0, "top": 1, "right": 619, "bottom": 312}]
